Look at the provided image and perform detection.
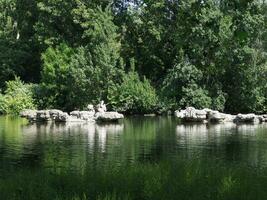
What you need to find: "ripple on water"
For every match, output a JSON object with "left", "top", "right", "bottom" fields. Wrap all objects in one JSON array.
[{"left": 1, "top": 117, "right": 267, "bottom": 172}]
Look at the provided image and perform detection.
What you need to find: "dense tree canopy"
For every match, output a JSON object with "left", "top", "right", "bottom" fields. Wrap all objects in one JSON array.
[{"left": 0, "top": 0, "right": 267, "bottom": 114}]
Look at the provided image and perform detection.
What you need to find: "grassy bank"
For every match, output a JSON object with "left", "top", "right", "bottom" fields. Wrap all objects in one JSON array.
[{"left": 1, "top": 158, "right": 266, "bottom": 200}]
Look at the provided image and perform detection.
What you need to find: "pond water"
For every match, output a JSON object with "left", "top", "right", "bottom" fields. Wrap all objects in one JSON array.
[{"left": 1, "top": 116, "right": 267, "bottom": 200}]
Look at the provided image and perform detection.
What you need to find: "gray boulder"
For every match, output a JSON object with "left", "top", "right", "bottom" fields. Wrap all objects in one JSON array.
[
  {"left": 175, "top": 110, "right": 186, "bottom": 118},
  {"left": 224, "top": 114, "right": 236, "bottom": 122},
  {"left": 208, "top": 111, "right": 225, "bottom": 123},
  {"left": 49, "top": 109, "right": 64, "bottom": 120},
  {"left": 259, "top": 115, "right": 267, "bottom": 122},
  {"left": 59, "top": 111, "right": 93, "bottom": 123},
  {"left": 55, "top": 112, "right": 70, "bottom": 122},
  {"left": 36, "top": 110, "right": 51, "bottom": 121},
  {"left": 20, "top": 109, "right": 37, "bottom": 121},
  {"left": 175, "top": 107, "right": 207, "bottom": 122},
  {"left": 70, "top": 111, "right": 80, "bottom": 118},
  {"left": 234, "top": 113, "right": 260, "bottom": 124},
  {"left": 79, "top": 111, "right": 95, "bottom": 121},
  {"left": 70, "top": 111, "right": 95, "bottom": 121},
  {"left": 175, "top": 107, "right": 237, "bottom": 123},
  {"left": 207, "top": 110, "right": 235, "bottom": 123},
  {"left": 95, "top": 112, "right": 124, "bottom": 122},
  {"left": 174, "top": 106, "right": 267, "bottom": 124}
]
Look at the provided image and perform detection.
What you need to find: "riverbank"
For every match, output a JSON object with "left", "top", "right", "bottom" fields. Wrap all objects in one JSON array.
[{"left": 19, "top": 105, "right": 267, "bottom": 126}]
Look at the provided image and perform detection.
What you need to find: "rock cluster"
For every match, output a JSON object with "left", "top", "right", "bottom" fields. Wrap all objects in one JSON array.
[
  {"left": 20, "top": 102, "right": 124, "bottom": 123},
  {"left": 175, "top": 107, "right": 265, "bottom": 124},
  {"left": 175, "top": 107, "right": 207, "bottom": 122}
]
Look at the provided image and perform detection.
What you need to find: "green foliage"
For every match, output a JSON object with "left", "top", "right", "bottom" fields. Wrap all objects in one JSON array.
[
  {"left": 40, "top": 44, "right": 101, "bottom": 110},
  {"left": 108, "top": 71, "right": 158, "bottom": 114},
  {"left": 39, "top": 43, "right": 73, "bottom": 110},
  {"left": 211, "top": 89, "right": 227, "bottom": 112},
  {"left": 39, "top": 5, "right": 124, "bottom": 111},
  {"left": 1, "top": 0, "right": 267, "bottom": 113},
  {"left": 0, "top": 0, "right": 40, "bottom": 87},
  {"left": 2, "top": 156, "right": 267, "bottom": 200},
  {"left": 40, "top": 44, "right": 123, "bottom": 111},
  {"left": 161, "top": 59, "right": 212, "bottom": 110},
  {"left": 0, "top": 77, "right": 36, "bottom": 115},
  {"left": 35, "top": 0, "right": 79, "bottom": 47},
  {"left": 72, "top": 4, "right": 123, "bottom": 82},
  {"left": 179, "top": 83, "right": 212, "bottom": 109},
  {"left": 0, "top": 92, "right": 7, "bottom": 114}
]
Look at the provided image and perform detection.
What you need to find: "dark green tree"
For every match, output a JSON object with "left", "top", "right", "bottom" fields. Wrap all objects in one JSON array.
[
  {"left": 40, "top": 5, "right": 124, "bottom": 111},
  {"left": 0, "top": 0, "right": 40, "bottom": 88}
]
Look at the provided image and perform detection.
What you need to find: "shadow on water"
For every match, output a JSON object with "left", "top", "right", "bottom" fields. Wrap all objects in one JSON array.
[{"left": 1, "top": 116, "right": 267, "bottom": 199}]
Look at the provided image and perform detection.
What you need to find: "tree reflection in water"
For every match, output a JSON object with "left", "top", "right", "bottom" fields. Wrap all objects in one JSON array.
[{"left": 2, "top": 117, "right": 267, "bottom": 199}]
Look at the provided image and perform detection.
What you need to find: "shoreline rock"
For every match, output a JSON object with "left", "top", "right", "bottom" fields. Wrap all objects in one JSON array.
[
  {"left": 20, "top": 102, "right": 124, "bottom": 123},
  {"left": 234, "top": 113, "right": 260, "bottom": 124},
  {"left": 20, "top": 105, "right": 267, "bottom": 125},
  {"left": 95, "top": 112, "right": 124, "bottom": 122},
  {"left": 175, "top": 107, "right": 207, "bottom": 122},
  {"left": 175, "top": 107, "right": 266, "bottom": 124}
]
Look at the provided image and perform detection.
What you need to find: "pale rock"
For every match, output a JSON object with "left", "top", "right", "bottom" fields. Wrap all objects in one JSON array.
[
  {"left": 175, "top": 110, "right": 186, "bottom": 118},
  {"left": 36, "top": 110, "right": 51, "bottom": 121},
  {"left": 56, "top": 112, "right": 70, "bottom": 122},
  {"left": 223, "top": 114, "right": 236, "bottom": 122},
  {"left": 20, "top": 109, "right": 37, "bottom": 121},
  {"left": 175, "top": 107, "right": 236, "bottom": 123},
  {"left": 95, "top": 112, "right": 124, "bottom": 122},
  {"left": 259, "top": 115, "right": 267, "bottom": 122},
  {"left": 207, "top": 111, "right": 235, "bottom": 123},
  {"left": 234, "top": 113, "right": 260, "bottom": 123},
  {"left": 183, "top": 107, "right": 207, "bottom": 122},
  {"left": 49, "top": 109, "right": 64, "bottom": 120},
  {"left": 79, "top": 111, "right": 95, "bottom": 121},
  {"left": 208, "top": 111, "right": 225, "bottom": 123},
  {"left": 70, "top": 111, "right": 80, "bottom": 118}
]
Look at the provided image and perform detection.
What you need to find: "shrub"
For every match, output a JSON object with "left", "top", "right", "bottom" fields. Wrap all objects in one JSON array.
[
  {"left": 211, "top": 88, "right": 227, "bottom": 112},
  {"left": 161, "top": 59, "right": 212, "bottom": 109},
  {"left": 108, "top": 71, "right": 158, "bottom": 114},
  {"left": 40, "top": 43, "right": 75, "bottom": 110},
  {"left": 0, "top": 77, "right": 36, "bottom": 115},
  {"left": 40, "top": 44, "right": 124, "bottom": 111},
  {"left": 39, "top": 7, "right": 124, "bottom": 111},
  {"left": 0, "top": 92, "right": 8, "bottom": 114},
  {"left": 179, "top": 83, "right": 212, "bottom": 109}
]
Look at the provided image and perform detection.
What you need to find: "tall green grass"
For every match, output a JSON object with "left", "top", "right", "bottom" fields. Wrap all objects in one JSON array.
[{"left": 1, "top": 159, "right": 267, "bottom": 200}]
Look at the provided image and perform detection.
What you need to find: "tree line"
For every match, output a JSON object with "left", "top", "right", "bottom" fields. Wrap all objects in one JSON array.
[{"left": 0, "top": 0, "right": 267, "bottom": 114}]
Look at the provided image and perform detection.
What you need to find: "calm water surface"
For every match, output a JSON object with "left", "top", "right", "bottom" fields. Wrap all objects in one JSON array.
[{"left": 1, "top": 116, "right": 267, "bottom": 200}]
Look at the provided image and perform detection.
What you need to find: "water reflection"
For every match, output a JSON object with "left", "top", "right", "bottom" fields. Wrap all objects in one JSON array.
[
  {"left": 176, "top": 123, "right": 267, "bottom": 143},
  {"left": 2, "top": 117, "right": 267, "bottom": 199},
  {"left": 0, "top": 118, "right": 125, "bottom": 171},
  {"left": 2, "top": 116, "right": 267, "bottom": 173},
  {"left": 175, "top": 123, "right": 267, "bottom": 167},
  {"left": 21, "top": 122, "right": 124, "bottom": 149}
]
